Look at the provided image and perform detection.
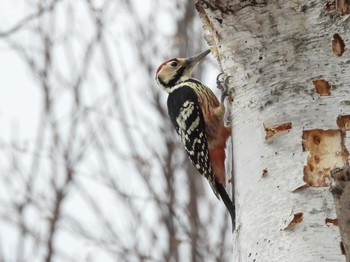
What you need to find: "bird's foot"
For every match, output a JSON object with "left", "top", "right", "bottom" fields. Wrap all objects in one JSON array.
[{"left": 216, "top": 73, "right": 233, "bottom": 104}]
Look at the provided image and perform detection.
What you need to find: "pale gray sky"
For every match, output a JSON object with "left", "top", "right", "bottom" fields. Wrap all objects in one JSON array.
[{"left": 0, "top": 1, "right": 229, "bottom": 261}]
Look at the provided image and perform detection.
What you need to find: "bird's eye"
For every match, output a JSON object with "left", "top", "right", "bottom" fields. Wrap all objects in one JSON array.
[{"left": 170, "top": 61, "right": 178, "bottom": 67}]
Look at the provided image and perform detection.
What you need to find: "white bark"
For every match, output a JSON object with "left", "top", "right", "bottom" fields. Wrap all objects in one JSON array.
[{"left": 197, "top": 1, "right": 350, "bottom": 261}]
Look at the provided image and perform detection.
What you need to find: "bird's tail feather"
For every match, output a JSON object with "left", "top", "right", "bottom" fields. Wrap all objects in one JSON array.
[{"left": 215, "top": 181, "right": 235, "bottom": 232}]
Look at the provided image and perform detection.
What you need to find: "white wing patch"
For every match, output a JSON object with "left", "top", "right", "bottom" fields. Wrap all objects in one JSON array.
[
  {"left": 187, "top": 117, "right": 200, "bottom": 134},
  {"left": 175, "top": 101, "right": 201, "bottom": 156},
  {"left": 176, "top": 100, "right": 194, "bottom": 130}
]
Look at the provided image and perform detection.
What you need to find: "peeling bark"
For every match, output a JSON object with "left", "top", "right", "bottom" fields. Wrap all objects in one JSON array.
[
  {"left": 284, "top": 212, "right": 304, "bottom": 231},
  {"left": 312, "top": 79, "right": 332, "bottom": 96},
  {"left": 302, "top": 129, "right": 349, "bottom": 187},
  {"left": 332, "top": 33, "right": 346, "bottom": 56},
  {"left": 264, "top": 122, "right": 292, "bottom": 140},
  {"left": 330, "top": 166, "right": 350, "bottom": 262},
  {"left": 337, "top": 115, "right": 350, "bottom": 130},
  {"left": 325, "top": 217, "right": 339, "bottom": 226},
  {"left": 326, "top": 0, "right": 350, "bottom": 15}
]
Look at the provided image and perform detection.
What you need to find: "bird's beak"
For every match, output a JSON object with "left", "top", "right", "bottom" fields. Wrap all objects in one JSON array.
[{"left": 185, "top": 49, "right": 211, "bottom": 70}]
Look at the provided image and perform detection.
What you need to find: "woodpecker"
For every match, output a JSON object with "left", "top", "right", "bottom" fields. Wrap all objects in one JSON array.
[{"left": 155, "top": 49, "right": 235, "bottom": 229}]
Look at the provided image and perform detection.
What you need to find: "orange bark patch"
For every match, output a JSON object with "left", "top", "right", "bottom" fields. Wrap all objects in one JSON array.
[
  {"left": 302, "top": 129, "right": 349, "bottom": 187},
  {"left": 326, "top": 0, "right": 350, "bottom": 15},
  {"left": 326, "top": 1, "right": 335, "bottom": 11},
  {"left": 264, "top": 122, "right": 292, "bottom": 140},
  {"left": 337, "top": 115, "right": 350, "bottom": 131},
  {"left": 332, "top": 34, "right": 345, "bottom": 56},
  {"left": 312, "top": 79, "right": 331, "bottom": 96},
  {"left": 262, "top": 168, "right": 268, "bottom": 178},
  {"left": 284, "top": 212, "right": 303, "bottom": 230},
  {"left": 325, "top": 217, "right": 339, "bottom": 226}
]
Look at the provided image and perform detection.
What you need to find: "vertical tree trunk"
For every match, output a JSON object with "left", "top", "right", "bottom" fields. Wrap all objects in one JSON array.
[{"left": 196, "top": 1, "right": 350, "bottom": 261}]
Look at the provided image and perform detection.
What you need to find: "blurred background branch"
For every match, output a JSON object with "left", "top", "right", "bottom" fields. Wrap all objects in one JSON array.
[{"left": 0, "top": 0, "right": 230, "bottom": 261}]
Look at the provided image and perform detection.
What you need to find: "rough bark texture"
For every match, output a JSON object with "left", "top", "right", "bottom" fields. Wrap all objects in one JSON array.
[
  {"left": 197, "top": 0, "right": 350, "bottom": 261},
  {"left": 331, "top": 166, "right": 350, "bottom": 262}
]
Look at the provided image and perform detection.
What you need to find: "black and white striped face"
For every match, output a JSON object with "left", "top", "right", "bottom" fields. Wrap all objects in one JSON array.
[
  {"left": 155, "top": 49, "right": 211, "bottom": 93},
  {"left": 155, "top": 58, "right": 189, "bottom": 92}
]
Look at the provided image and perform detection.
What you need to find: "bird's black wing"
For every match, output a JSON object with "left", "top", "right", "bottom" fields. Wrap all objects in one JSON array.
[{"left": 167, "top": 85, "right": 219, "bottom": 197}]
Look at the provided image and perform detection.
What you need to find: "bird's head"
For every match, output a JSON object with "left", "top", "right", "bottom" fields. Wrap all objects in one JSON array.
[{"left": 155, "top": 49, "right": 210, "bottom": 93}]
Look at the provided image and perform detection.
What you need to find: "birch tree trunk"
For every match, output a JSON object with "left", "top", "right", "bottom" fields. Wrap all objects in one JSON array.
[{"left": 196, "top": 1, "right": 350, "bottom": 261}]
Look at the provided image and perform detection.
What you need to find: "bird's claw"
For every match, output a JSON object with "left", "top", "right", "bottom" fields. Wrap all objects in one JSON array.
[{"left": 216, "top": 73, "right": 232, "bottom": 104}]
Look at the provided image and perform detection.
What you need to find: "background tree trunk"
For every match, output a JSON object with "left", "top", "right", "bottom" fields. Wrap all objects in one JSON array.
[{"left": 196, "top": 1, "right": 350, "bottom": 261}]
